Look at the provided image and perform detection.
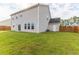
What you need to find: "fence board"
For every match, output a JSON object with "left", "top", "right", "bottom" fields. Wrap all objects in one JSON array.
[
  {"left": 0, "top": 26, "right": 11, "bottom": 31},
  {"left": 60, "top": 26, "right": 79, "bottom": 32}
]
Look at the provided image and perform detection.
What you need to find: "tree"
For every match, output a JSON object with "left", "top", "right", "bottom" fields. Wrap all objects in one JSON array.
[{"left": 73, "top": 16, "right": 77, "bottom": 23}]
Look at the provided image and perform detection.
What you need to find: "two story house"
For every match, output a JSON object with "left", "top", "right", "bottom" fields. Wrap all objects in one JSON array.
[{"left": 11, "top": 4, "right": 60, "bottom": 33}]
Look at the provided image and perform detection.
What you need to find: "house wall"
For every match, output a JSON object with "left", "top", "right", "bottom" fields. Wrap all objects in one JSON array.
[
  {"left": 39, "top": 5, "right": 51, "bottom": 32},
  {"left": 11, "top": 6, "right": 39, "bottom": 33}
]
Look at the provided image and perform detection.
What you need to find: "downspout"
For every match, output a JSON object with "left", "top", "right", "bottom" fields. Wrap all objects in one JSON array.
[
  {"left": 48, "top": 4, "right": 52, "bottom": 19},
  {"left": 47, "top": 4, "right": 51, "bottom": 31}
]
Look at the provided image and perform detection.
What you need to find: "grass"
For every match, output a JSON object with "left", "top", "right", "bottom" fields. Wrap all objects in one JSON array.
[{"left": 0, "top": 31, "right": 79, "bottom": 54}]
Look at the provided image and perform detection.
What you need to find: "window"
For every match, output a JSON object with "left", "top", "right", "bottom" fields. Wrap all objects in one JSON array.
[
  {"left": 47, "top": 16, "right": 49, "bottom": 21},
  {"left": 13, "top": 25, "right": 15, "bottom": 28},
  {"left": 31, "top": 24, "right": 34, "bottom": 29},
  {"left": 47, "top": 18, "right": 49, "bottom": 20},
  {"left": 16, "top": 16, "right": 18, "bottom": 19},
  {"left": 24, "top": 24, "right": 27, "bottom": 29},
  {"left": 28, "top": 23, "right": 30, "bottom": 29},
  {"left": 20, "top": 15, "right": 22, "bottom": 17}
]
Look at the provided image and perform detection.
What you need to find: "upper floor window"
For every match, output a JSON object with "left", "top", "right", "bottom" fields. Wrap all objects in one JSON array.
[
  {"left": 12, "top": 18, "right": 14, "bottom": 20},
  {"left": 16, "top": 16, "right": 18, "bottom": 19},
  {"left": 47, "top": 16, "right": 49, "bottom": 21},
  {"left": 20, "top": 15, "right": 22, "bottom": 17}
]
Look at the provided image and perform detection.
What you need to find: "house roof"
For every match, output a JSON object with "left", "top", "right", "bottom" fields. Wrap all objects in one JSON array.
[
  {"left": 11, "top": 3, "right": 49, "bottom": 16},
  {"left": 49, "top": 18, "right": 60, "bottom": 23}
]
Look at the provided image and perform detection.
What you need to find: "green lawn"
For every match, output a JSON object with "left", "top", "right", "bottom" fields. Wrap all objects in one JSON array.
[{"left": 0, "top": 31, "right": 79, "bottom": 55}]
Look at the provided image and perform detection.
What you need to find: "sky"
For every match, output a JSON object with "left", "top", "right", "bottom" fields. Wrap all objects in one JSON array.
[
  {"left": 50, "top": 3, "right": 79, "bottom": 19},
  {"left": 0, "top": 0, "right": 79, "bottom": 21}
]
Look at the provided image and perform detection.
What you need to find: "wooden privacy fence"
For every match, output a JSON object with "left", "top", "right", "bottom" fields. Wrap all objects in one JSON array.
[
  {"left": 60, "top": 26, "right": 79, "bottom": 32},
  {"left": 0, "top": 26, "right": 11, "bottom": 31}
]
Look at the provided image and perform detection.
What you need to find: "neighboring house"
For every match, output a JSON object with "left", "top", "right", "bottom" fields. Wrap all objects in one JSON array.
[
  {"left": 11, "top": 4, "right": 60, "bottom": 33},
  {"left": 62, "top": 16, "right": 79, "bottom": 26},
  {"left": 0, "top": 19, "right": 11, "bottom": 30},
  {"left": 0, "top": 19, "right": 11, "bottom": 26}
]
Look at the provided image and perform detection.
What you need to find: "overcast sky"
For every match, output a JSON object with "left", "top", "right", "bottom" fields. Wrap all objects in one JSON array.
[{"left": 0, "top": 0, "right": 79, "bottom": 21}]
